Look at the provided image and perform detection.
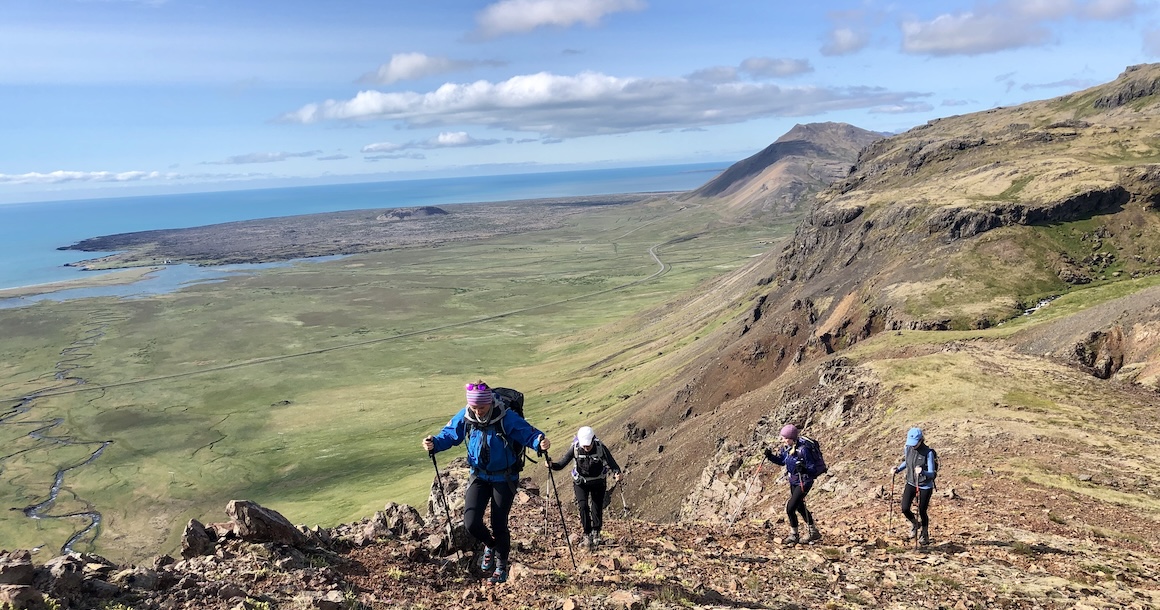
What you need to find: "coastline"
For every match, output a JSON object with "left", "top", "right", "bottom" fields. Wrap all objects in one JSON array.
[{"left": 0, "top": 266, "right": 162, "bottom": 299}]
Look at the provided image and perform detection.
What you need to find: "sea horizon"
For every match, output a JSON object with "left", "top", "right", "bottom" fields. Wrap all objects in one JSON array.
[{"left": 0, "top": 162, "right": 725, "bottom": 294}]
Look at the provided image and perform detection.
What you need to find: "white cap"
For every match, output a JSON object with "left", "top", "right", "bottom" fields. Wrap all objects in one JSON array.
[{"left": 577, "top": 426, "right": 595, "bottom": 446}]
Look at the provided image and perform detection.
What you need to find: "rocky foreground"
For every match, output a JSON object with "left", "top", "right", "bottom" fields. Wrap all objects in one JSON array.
[{"left": 2, "top": 457, "right": 1158, "bottom": 610}]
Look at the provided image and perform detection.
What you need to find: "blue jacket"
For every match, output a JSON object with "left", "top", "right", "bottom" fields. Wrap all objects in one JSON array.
[
  {"left": 431, "top": 405, "right": 544, "bottom": 482},
  {"left": 764, "top": 440, "right": 822, "bottom": 487},
  {"left": 894, "top": 444, "right": 938, "bottom": 490}
]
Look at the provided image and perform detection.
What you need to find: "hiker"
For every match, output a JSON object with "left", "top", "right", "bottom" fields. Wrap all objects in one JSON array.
[
  {"left": 422, "top": 380, "right": 550, "bottom": 584},
  {"left": 549, "top": 426, "right": 622, "bottom": 550},
  {"left": 763, "top": 424, "right": 823, "bottom": 545},
  {"left": 891, "top": 427, "right": 938, "bottom": 545}
]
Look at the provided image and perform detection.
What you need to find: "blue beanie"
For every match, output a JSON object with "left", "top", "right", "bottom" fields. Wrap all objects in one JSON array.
[{"left": 906, "top": 427, "right": 924, "bottom": 447}]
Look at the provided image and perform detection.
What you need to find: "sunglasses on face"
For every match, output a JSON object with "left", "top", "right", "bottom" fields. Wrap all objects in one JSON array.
[{"left": 466, "top": 382, "right": 489, "bottom": 391}]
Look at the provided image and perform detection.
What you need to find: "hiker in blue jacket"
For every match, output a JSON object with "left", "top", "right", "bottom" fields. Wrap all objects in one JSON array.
[
  {"left": 763, "top": 424, "right": 823, "bottom": 545},
  {"left": 891, "top": 427, "right": 938, "bottom": 545},
  {"left": 422, "top": 380, "right": 550, "bottom": 584}
]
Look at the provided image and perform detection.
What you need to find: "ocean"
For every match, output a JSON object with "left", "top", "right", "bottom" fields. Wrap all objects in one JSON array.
[{"left": 0, "top": 163, "right": 723, "bottom": 299}]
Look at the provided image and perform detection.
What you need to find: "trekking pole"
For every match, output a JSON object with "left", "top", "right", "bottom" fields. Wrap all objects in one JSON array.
[
  {"left": 888, "top": 470, "right": 896, "bottom": 536},
  {"left": 541, "top": 450, "right": 578, "bottom": 570},
  {"left": 726, "top": 458, "right": 762, "bottom": 531},
  {"left": 912, "top": 466, "right": 921, "bottom": 551},
  {"left": 429, "top": 450, "right": 463, "bottom": 562}
]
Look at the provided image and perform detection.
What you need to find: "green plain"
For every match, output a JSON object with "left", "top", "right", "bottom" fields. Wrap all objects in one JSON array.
[{"left": 0, "top": 198, "right": 786, "bottom": 561}]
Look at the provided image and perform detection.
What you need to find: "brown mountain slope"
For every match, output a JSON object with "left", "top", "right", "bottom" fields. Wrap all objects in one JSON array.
[
  {"left": 688, "top": 122, "right": 883, "bottom": 221},
  {"left": 592, "top": 64, "right": 1160, "bottom": 532}
]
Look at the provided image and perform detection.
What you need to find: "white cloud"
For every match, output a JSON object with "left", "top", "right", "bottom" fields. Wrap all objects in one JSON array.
[
  {"left": 361, "top": 142, "right": 404, "bottom": 153},
  {"left": 283, "top": 71, "right": 925, "bottom": 139},
  {"left": 359, "top": 53, "right": 502, "bottom": 85},
  {"left": 686, "top": 67, "right": 738, "bottom": 84},
  {"left": 821, "top": 27, "right": 869, "bottom": 56},
  {"left": 902, "top": 0, "right": 1137, "bottom": 56},
  {"left": 901, "top": 12, "right": 1052, "bottom": 55},
  {"left": 0, "top": 170, "right": 169, "bottom": 184},
  {"left": 317, "top": 154, "right": 349, "bottom": 161},
  {"left": 474, "top": 0, "right": 646, "bottom": 39},
  {"left": 740, "top": 57, "right": 813, "bottom": 78},
  {"left": 365, "top": 153, "right": 426, "bottom": 161},
  {"left": 205, "top": 151, "right": 321, "bottom": 165},
  {"left": 1009, "top": 0, "right": 1075, "bottom": 20},
  {"left": 869, "top": 102, "right": 935, "bottom": 114},
  {"left": 941, "top": 99, "right": 971, "bottom": 106},
  {"left": 362, "top": 132, "right": 500, "bottom": 154},
  {"left": 1021, "top": 78, "right": 1095, "bottom": 90},
  {"left": 1080, "top": 0, "right": 1139, "bottom": 19}
]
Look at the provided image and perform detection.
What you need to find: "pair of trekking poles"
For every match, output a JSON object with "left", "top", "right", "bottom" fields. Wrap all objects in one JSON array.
[
  {"left": 429, "top": 448, "right": 585, "bottom": 571},
  {"left": 887, "top": 470, "right": 922, "bottom": 550}
]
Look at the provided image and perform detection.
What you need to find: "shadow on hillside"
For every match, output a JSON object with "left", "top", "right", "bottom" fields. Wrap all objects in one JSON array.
[
  {"left": 970, "top": 540, "right": 1074, "bottom": 555},
  {"left": 634, "top": 580, "right": 816, "bottom": 609}
]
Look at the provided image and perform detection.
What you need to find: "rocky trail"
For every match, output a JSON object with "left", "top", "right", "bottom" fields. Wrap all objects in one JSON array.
[{"left": 4, "top": 453, "right": 1158, "bottom": 610}]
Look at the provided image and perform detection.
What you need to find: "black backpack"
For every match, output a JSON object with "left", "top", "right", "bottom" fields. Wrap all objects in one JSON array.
[
  {"left": 466, "top": 387, "right": 532, "bottom": 474},
  {"left": 799, "top": 435, "right": 828, "bottom": 476},
  {"left": 572, "top": 438, "right": 609, "bottom": 481}
]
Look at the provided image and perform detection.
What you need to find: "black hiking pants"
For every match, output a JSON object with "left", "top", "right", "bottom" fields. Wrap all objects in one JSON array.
[
  {"left": 464, "top": 476, "right": 517, "bottom": 562},
  {"left": 900, "top": 483, "right": 932, "bottom": 527},
  {"left": 572, "top": 478, "right": 607, "bottom": 535},
  {"left": 786, "top": 480, "right": 814, "bottom": 529}
]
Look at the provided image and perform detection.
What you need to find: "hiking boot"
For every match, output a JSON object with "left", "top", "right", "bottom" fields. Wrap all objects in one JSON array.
[
  {"left": 806, "top": 525, "right": 822, "bottom": 543},
  {"left": 592, "top": 531, "right": 602, "bottom": 547},
  {"left": 488, "top": 561, "right": 509, "bottom": 584},
  {"left": 908, "top": 521, "right": 920, "bottom": 540},
  {"left": 919, "top": 526, "right": 930, "bottom": 546},
  {"left": 782, "top": 529, "right": 799, "bottom": 546},
  {"left": 479, "top": 547, "right": 495, "bottom": 573}
]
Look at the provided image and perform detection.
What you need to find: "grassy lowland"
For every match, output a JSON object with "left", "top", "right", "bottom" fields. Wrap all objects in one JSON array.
[{"left": 0, "top": 195, "right": 788, "bottom": 561}]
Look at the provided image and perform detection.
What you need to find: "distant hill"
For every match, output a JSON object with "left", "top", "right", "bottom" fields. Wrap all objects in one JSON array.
[{"left": 688, "top": 122, "right": 884, "bottom": 220}]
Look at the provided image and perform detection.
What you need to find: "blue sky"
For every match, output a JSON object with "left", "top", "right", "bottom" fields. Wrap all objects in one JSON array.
[{"left": 1, "top": 0, "right": 1156, "bottom": 203}]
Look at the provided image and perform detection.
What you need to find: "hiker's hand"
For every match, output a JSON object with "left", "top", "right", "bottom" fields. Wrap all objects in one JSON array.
[
  {"left": 914, "top": 465, "right": 923, "bottom": 476},
  {"left": 537, "top": 435, "right": 550, "bottom": 452},
  {"left": 763, "top": 448, "right": 776, "bottom": 462},
  {"left": 613, "top": 472, "right": 622, "bottom": 482},
  {"left": 422, "top": 436, "right": 434, "bottom": 452}
]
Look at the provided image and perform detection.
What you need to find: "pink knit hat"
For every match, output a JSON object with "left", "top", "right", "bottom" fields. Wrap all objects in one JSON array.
[
  {"left": 466, "top": 381, "right": 494, "bottom": 407},
  {"left": 779, "top": 424, "right": 799, "bottom": 440}
]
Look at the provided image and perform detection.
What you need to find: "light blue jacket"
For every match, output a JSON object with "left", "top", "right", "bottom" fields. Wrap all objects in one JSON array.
[{"left": 894, "top": 444, "right": 938, "bottom": 490}]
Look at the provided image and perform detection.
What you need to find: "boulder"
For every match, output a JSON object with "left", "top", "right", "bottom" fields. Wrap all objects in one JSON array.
[
  {"left": 0, "top": 584, "right": 44, "bottom": 610},
  {"left": 180, "top": 519, "right": 215, "bottom": 559},
  {"left": 225, "top": 500, "right": 308, "bottom": 547},
  {"left": 0, "top": 550, "right": 35, "bottom": 586},
  {"left": 42, "top": 555, "right": 84, "bottom": 595}
]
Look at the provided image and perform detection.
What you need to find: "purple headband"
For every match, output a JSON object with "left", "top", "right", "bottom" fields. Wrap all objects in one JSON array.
[{"left": 466, "top": 381, "right": 493, "bottom": 407}]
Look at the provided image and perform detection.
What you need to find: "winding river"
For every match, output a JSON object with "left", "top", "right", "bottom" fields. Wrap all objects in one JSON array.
[{"left": 1, "top": 309, "right": 124, "bottom": 554}]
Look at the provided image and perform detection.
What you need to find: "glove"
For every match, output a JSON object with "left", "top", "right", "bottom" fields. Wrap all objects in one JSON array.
[{"left": 763, "top": 448, "right": 776, "bottom": 463}]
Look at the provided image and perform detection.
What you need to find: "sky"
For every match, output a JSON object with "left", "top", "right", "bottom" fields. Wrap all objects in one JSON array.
[{"left": 1, "top": 0, "right": 1157, "bottom": 204}]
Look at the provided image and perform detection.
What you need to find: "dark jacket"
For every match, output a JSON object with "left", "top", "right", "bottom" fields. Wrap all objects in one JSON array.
[
  {"left": 894, "top": 443, "right": 938, "bottom": 489},
  {"left": 430, "top": 404, "right": 544, "bottom": 482},
  {"left": 764, "top": 440, "right": 822, "bottom": 487},
  {"left": 551, "top": 439, "right": 622, "bottom": 483}
]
